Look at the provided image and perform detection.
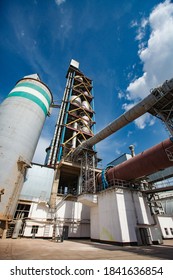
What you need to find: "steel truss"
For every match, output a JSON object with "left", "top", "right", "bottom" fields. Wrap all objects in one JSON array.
[
  {"left": 148, "top": 80, "right": 173, "bottom": 136},
  {"left": 79, "top": 149, "right": 96, "bottom": 193},
  {"left": 147, "top": 193, "right": 165, "bottom": 215}
]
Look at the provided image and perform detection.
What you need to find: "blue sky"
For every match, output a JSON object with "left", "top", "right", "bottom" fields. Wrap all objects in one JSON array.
[{"left": 0, "top": 0, "right": 173, "bottom": 167}]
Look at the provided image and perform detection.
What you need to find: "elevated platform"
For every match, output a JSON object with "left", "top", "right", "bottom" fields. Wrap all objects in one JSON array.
[
  {"left": 148, "top": 82, "right": 173, "bottom": 135},
  {"left": 143, "top": 185, "right": 173, "bottom": 194}
]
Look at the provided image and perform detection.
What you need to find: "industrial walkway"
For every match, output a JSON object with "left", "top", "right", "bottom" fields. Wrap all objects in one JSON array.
[{"left": 0, "top": 238, "right": 173, "bottom": 260}]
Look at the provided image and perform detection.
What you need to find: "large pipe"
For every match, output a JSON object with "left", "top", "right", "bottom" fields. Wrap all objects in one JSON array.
[
  {"left": 73, "top": 78, "right": 173, "bottom": 156},
  {"left": 97, "top": 138, "right": 173, "bottom": 184}
]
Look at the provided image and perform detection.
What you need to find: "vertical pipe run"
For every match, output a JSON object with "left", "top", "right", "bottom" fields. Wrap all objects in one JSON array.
[
  {"left": 129, "top": 145, "right": 135, "bottom": 157},
  {"left": 72, "top": 122, "right": 78, "bottom": 148},
  {"left": 47, "top": 72, "right": 73, "bottom": 166},
  {"left": 58, "top": 72, "right": 75, "bottom": 161}
]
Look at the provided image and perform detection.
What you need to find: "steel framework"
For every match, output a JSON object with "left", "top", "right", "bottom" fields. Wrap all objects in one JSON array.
[
  {"left": 79, "top": 149, "right": 96, "bottom": 193},
  {"left": 148, "top": 79, "right": 173, "bottom": 135}
]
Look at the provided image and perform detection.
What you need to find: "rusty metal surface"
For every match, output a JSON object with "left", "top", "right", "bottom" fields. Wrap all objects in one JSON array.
[{"left": 98, "top": 138, "right": 173, "bottom": 183}]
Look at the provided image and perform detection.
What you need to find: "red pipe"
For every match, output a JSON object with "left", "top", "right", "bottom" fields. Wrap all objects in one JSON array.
[{"left": 97, "top": 138, "right": 173, "bottom": 184}]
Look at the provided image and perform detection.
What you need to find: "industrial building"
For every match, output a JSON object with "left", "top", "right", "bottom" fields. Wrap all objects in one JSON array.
[{"left": 0, "top": 59, "right": 173, "bottom": 245}]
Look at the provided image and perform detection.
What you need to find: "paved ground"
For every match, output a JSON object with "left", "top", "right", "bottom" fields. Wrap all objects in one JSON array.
[{"left": 0, "top": 238, "right": 173, "bottom": 260}]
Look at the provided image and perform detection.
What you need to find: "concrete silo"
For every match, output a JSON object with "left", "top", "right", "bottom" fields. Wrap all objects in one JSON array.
[{"left": 0, "top": 74, "right": 52, "bottom": 227}]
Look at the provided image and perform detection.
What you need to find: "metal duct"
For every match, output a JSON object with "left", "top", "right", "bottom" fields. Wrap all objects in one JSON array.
[
  {"left": 97, "top": 138, "right": 173, "bottom": 184},
  {"left": 72, "top": 78, "right": 173, "bottom": 156},
  {"left": 73, "top": 93, "right": 157, "bottom": 156}
]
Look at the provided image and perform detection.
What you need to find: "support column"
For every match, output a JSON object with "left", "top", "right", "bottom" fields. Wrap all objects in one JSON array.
[
  {"left": 50, "top": 168, "right": 61, "bottom": 209},
  {"left": 80, "top": 150, "right": 96, "bottom": 193},
  {"left": 50, "top": 168, "right": 61, "bottom": 240}
]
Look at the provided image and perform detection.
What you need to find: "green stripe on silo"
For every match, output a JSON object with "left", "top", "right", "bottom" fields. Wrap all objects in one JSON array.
[
  {"left": 15, "top": 82, "right": 51, "bottom": 105},
  {"left": 7, "top": 91, "right": 47, "bottom": 115}
]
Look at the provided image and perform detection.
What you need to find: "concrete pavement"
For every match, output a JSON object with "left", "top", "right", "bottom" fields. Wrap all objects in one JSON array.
[{"left": 0, "top": 238, "right": 173, "bottom": 260}]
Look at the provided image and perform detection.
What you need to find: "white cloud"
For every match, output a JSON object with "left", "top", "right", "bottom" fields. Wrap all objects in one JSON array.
[
  {"left": 122, "top": 101, "right": 155, "bottom": 130},
  {"left": 130, "top": 17, "right": 148, "bottom": 42},
  {"left": 134, "top": 114, "right": 151, "bottom": 129},
  {"left": 130, "top": 20, "right": 138, "bottom": 28},
  {"left": 55, "top": 0, "right": 66, "bottom": 6},
  {"left": 125, "top": 0, "right": 173, "bottom": 129},
  {"left": 118, "top": 91, "right": 125, "bottom": 99},
  {"left": 127, "top": 130, "right": 133, "bottom": 137}
]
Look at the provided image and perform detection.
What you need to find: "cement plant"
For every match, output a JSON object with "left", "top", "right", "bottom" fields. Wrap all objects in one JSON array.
[{"left": 0, "top": 59, "right": 173, "bottom": 258}]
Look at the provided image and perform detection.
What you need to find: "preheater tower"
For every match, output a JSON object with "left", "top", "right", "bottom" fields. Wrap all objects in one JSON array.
[
  {"left": 46, "top": 60, "right": 95, "bottom": 166},
  {"left": 46, "top": 60, "right": 97, "bottom": 197},
  {"left": 0, "top": 74, "right": 52, "bottom": 222}
]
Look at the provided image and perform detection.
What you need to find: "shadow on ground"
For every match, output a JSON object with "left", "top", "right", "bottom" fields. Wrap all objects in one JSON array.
[
  {"left": 0, "top": 238, "right": 173, "bottom": 260},
  {"left": 70, "top": 239, "right": 173, "bottom": 260}
]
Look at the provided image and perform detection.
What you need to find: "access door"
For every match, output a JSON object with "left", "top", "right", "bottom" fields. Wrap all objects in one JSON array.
[
  {"left": 62, "top": 225, "right": 69, "bottom": 240},
  {"left": 139, "top": 227, "right": 152, "bottom": 245}
]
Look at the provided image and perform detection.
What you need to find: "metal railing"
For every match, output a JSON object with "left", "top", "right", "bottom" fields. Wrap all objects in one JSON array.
[{"left": 96, "top": 178, "right": 140, "bottom": 192}]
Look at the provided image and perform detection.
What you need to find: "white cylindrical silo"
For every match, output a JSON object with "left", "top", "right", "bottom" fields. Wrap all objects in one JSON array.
[
  {"left": 75, "top": 75, "right": 83, "bottom": 82},
  {"left": 84, "top": 91, "right": 89, "bottom": 96},
  {"left": 82, "top": 100, "right": 90, "bottom": 110},
  {"left": 0, "top": 74, "right": 52, "bottom": 220},
  {"left": 81, "top": 126, "right": 90, "bottom": 134},
  {"left": 81, "top": 115, "right": 90, "bottom": 125},
  {"left": 70, "top": 95, "right": 81, "bottom": 106}
]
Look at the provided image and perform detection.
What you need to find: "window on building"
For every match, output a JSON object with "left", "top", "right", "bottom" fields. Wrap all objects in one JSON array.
[
  {"left": 14, "top": 203, "right": 31, "bottom": 219},
  {"left": 31, "top": 225, "right": 39, "bottom": 234},
  {"left": 164, "top": 228, "right": 169, "bottom": 235},
  {"left": 170, "top": 228, "right": 173, "bottom": 235}
]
